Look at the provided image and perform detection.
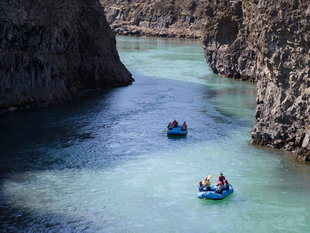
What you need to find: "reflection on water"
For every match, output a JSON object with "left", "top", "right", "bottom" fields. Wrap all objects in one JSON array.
[{"left": 0, "top": 36, "right": 309, "bottom": 232}]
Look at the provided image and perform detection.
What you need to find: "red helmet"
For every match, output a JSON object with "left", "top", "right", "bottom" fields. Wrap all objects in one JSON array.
[{"left": 199, "top": 181, "right": 202, "bottom": 185}]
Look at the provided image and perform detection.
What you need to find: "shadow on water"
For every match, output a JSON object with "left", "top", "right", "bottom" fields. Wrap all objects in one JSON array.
[
  {"left": 198, "top": 192, "right": 235, "bottom": 206},
  {"left": 0, "top": 75, "right": 222, "bottom": 231},
  {"left": 0, "top": 75, "right": 219, "bottom": 174},
  {"left": 0, "top": 89, "right": 113, "bottom": 173},
  {"left": 167, "top": 134, "right": 187, "bottom": 140},
  {"left": 0, "top": 204, "right": 95, "bottom": 232},
  {"left": 0, "top": 89, "right": 119, "bottom": 231},
  {"left": 0, "top": 73, "right": 248, "bottom": 231}
]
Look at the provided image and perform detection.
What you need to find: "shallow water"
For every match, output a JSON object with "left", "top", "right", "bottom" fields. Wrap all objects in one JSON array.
[{"left": 0, "top": 36, "right": 309, "bottom": 232}]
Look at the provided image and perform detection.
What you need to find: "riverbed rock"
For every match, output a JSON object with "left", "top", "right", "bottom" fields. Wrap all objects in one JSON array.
[
  {"left": 0, "top": 0, "right": 133, "bottom": 112},
  {"left": 202, "top": 0, "right": 310, "bottom": 159}
]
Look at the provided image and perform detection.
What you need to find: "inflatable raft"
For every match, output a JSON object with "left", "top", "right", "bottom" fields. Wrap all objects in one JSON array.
[
  {"left": 167, "top": 125, "right": 188, "bottom": 135},
  {"left": 197, "top": 185, "right": 234, "bottom": 200}
]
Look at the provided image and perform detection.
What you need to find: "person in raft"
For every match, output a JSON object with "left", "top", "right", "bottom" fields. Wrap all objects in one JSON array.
[
  {"left": 198, "top": 181, "right": 203, "bottom": 191},
  {"left": 181, "top": 121, "right": 187, "bottom": 131},
  {"left": 218, "top": 172, "right": 226, "bottom": 184},
  {"left": 223, "top": 179, "right": 230, "bottom": 191},
  {"left": 167, "top": 122, "right": 173, "bottom": 130},
  {"left": 198, "top": 176, "right": 212, "bottom": 191},
  {"left": 202, "top": 176, "right": 212, "bottom": 191},
  {"left": 215, "top": 182, "right": 223, "bottom": 194},
  {"left": 172, "top": 120, "right": 178, "bottom": 127}
]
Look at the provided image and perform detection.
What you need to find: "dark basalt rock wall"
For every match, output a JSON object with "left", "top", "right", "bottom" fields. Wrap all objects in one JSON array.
[
  {"left": 0, "top": 0, "right": 133, "bottom": 112},
  {"left": 101, "top": 0, "right": 207, "bottom": 38},
  {"left": 202, "top": 0, "right": 254, "bottom": 81},
  {"left": 250, "top": 0, "right": 310, "bottom": 161},
  {"left": 202, "top": 0, "right": 310, "bottom": 160}
]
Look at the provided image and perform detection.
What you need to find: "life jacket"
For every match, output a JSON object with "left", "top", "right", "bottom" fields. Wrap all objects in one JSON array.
[
  {"left": 223, "top": 180, "right": 229, "bottom": 190},
  {"left": 215, "top": 184, "right": 223, "bottom": 193},
  {"left": 202, "top": 180, "right": 211, "bottom": 188},
  {"left": 218, "top": 175, "right": 225, "bottom": 183}
]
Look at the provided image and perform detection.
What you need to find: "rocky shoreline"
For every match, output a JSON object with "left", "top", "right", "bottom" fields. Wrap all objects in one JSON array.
[{"left": 0, "top": 0, "right": 133, "bottom": 115}]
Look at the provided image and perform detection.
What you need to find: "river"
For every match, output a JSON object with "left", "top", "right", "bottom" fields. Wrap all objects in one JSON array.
[{"left": 0, "top": 36, "right": 309, "bottom": 232}]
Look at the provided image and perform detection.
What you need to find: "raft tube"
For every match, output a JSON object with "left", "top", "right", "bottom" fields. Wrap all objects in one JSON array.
[
  {"left": 167, "top": 125, "right": 188, "bottom": 135},
  {"left": 197, "top": 185, "right": 234, "bottom": 200}
]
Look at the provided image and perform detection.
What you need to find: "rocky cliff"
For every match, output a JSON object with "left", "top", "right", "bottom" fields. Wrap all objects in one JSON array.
[
  {"left": 202, "top": 0, "right": 253, "bottom": 81},
  {"left": 101, "top": 0, "right": 206, "bottom": 38},
  {"left": 0, "top": 0, "right": 133, "bottom": 113},
  {"left": 202, "top": 0, "right": 310, "bottom": 160}
]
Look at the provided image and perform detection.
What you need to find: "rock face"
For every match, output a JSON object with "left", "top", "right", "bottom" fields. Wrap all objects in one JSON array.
[
  {"left": 202, "top": 0, "right": 310, "bottom": 160},
  {"left": 250, "top": 0, "right": 310, "bottom": 161},
  {"left": 202, "top": 0, "right": 254, "bottom": 81},
  {"left": 0, "top": 0, "right": 133, "bottom": 112},
  {"left": 101, "top": 0, "right": 207, "bottom": 38}
]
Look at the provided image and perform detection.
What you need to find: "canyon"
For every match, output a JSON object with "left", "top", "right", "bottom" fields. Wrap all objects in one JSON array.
[
  {"left": 104, "top": 0, "right": 310, "bottom": 160},
  {"left": 0, "top": 0, "right": 309, "bottom": 160}
]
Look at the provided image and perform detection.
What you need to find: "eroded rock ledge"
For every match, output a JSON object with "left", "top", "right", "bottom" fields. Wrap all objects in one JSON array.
[
  {"left": 202, "top": 0, "right": 310, "bottom": 160},
  {"left": 0, "top": 0, "right": 133, "bottom": 113},
  {"left": 101, "top": 0, "right": 207, "bottom": 39}
]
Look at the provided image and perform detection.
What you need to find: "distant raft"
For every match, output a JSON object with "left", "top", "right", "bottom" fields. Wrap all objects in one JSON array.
[
  {"left": 197, "top": 185, "right": 234, "bottom": 200},
  {"left": 167, "top": 125, "right": 188, "bottom": 135}
]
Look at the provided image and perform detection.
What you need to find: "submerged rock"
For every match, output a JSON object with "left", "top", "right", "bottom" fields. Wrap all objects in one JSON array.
[{"left": 0, "top": 0, "right": 134, "bottom": 112}]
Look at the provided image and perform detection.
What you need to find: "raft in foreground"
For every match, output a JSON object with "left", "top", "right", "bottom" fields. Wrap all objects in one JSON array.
[
  {"left": 167, "top": 125, "right": 188, "bottom": 135},
  {"left": 197, "top": 185, "right": 234, "bottom": 200}
]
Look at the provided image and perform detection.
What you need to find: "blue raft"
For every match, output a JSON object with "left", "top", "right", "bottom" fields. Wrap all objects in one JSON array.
[
  {"left": 197, "top": 185, "right": 234, "bottom": 200},
  {"left": 167, "top": 125, "right": 188, "bottom": 135}
]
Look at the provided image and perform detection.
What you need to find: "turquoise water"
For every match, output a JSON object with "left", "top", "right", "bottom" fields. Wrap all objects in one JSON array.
[{"left": 0, "top": 36, "right": 309, "bottom": 232}]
